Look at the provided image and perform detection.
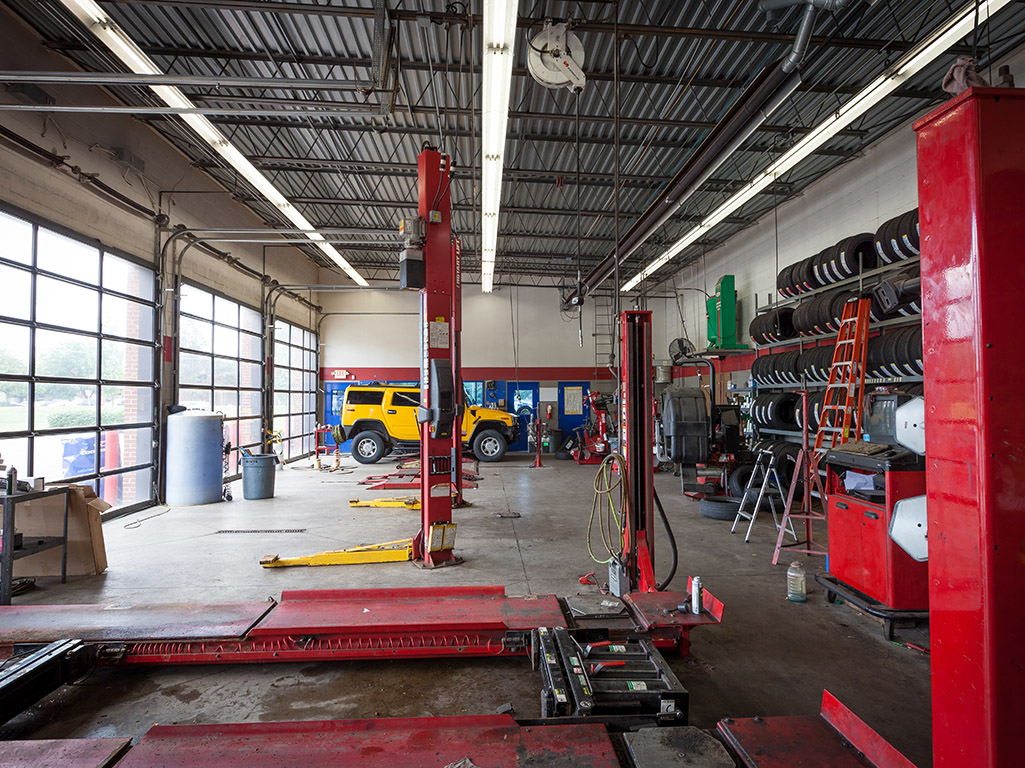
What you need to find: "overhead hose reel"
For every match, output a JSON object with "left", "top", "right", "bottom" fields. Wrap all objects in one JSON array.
[{"left": 527, "top": 19, "right": 587, "bottom": 93}]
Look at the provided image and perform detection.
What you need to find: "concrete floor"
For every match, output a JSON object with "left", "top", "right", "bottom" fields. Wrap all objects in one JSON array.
[{"left": 3, "top": 455, "right": 932, "bottom": 766}]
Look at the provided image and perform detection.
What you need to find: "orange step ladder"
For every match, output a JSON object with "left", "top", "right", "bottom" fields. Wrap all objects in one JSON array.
[{"left": 772, "top": 296, "right": 870, "bottom": 565}]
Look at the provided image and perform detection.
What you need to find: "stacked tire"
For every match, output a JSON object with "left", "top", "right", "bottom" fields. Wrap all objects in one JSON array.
[
  {"left": 865, "top": 325, "right": 923, "bottom": 378},
  {"left": 874, "top": 208, "right": 919, "bottom": 263},
  {"left": 798, "top": 346, "right": 834, "bottom": 383},
  {"left": 751, "top": 392, "right": 799, "bottom": 431},
  {"left": 749, "top": 307, "right": 796, "bottom": 345},
  {"left": 752, "top": 324, "right": 922, "bottom": 386},
  {"left": 776, "top": 233, "right": 877, "bottom": 298},
  {"left": 751, "top": 350, "right": 802, "bottom": 385},
  {"left": 793, "top": 391, "right": 826, "bottom": 433},
  {"left": 791, "top": 289, "right": 857, "bottom": 336}
]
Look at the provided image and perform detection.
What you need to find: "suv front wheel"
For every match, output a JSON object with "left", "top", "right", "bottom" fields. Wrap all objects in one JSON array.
[
  {"left": 473, "top": 429, "right": 507, "bottom": 462},
  {"left": 351, "top": 430, "right": 388, "bottom": 464}
]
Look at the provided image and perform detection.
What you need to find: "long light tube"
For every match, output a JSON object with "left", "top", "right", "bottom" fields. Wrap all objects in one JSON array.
[
  {"left": 480, "top": 0, "right": 519, "bottom": 293},
  {"left": 59, "top": 0, "right": 369, "bottom": 286},
  {"left": 622, "top": 0, "right": 1011, "bottom": 293}
]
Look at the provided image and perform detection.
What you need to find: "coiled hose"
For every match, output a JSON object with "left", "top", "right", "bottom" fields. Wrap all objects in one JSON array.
[
  {"left": 586, "top": 453, "right": 626, "bottom": 564},
  {"left": 586, "top": 453, "right": 679, "bottom": 591}
]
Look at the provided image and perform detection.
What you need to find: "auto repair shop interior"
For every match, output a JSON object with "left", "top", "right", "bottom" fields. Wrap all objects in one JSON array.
[{"left": 0, "top": 1, "right": 1022, "bottom": 767}]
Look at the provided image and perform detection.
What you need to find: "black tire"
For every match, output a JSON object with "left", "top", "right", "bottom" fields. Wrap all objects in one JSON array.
[
  {"left": 517, "top": 405, "right": 533, "bottom": 417},
  {"left": 898, "top": 208, "right": 920, "bottom": 256},
  {"left": 729, "top": 464, "right": 755, "bottom": 498},
  {"left": 350, "top": 430, "right": 387, "bottom": 464},
  {"left": 867, "top": 334, "right": 886, "bottom": 377},
  {"left": 473, "top": 428, "right": 508, "bottom": 462},
  {"left": 699, "top": 497, "right": 743, "bottom": 521},
  {"left": 812, "top": 247, "right": 831, "bottom": 287},
  {"left": 799, "top": 255, "right": 819, "bottom": 292}
]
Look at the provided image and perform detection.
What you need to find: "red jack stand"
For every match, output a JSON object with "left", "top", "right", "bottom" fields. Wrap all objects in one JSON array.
[{"left": 531, "top": 420, "right": 545, "bottom": 468}]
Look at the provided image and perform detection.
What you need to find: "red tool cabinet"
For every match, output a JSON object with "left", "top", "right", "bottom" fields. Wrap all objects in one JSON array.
[{"left": 827, "top": 470, "right": 927, "bottom": 611}]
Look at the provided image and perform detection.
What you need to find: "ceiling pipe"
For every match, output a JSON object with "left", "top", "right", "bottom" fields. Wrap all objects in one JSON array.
[
  {"left": 561, "top": 0, "right": 853, "bottom": 309},
  {"left": 781, "top": 3, "right": 819, "bottom": 74},
  {"left": 760, "top": 0, "right": 859, "bottom": 11}
]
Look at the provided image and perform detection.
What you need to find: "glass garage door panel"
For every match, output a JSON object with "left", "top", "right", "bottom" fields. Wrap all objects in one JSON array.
[
  {"left": 0, "top": 206, "right": 158, "bottom": 513},
  {"left": 177, "top": 283, "right": 264, "bottom": 478},
  {"left": 271, "top": 319, "right": 318, "bottom": 461}
]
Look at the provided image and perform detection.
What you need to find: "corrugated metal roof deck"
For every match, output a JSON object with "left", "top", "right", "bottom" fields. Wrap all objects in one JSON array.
[{"left": 4, "top": 0, "right": 1024, "bottom": 289}]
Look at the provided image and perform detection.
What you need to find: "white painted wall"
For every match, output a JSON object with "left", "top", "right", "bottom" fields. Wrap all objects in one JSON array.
[
  {"left": 650, "top": 122, "right": 919, "bottom": 357},
  {"left": 650, "top": 44, "right": 1025, "bottom": 357},
  {"left": 320, "top": 285, "right": 597, "bottom": 371}
]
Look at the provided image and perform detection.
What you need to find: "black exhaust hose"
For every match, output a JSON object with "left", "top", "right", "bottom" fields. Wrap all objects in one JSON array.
[{"left": 654, "top": 487, "right": 678, "bottom": 591}]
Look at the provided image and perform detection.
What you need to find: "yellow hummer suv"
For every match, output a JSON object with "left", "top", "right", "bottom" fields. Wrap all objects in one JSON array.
[{"left": 339, "top": 385, "right": 519, "bottom": 464}]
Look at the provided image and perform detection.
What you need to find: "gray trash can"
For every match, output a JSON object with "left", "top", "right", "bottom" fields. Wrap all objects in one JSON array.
[{"left": 241, "top": 454, "right": 278, "bottom": 500}]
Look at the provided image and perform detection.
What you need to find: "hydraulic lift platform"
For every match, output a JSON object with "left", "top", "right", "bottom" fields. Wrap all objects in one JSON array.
[
  {"left": 0, "top": 738, "right": 130, "bottom": 768},
  {"left": 0, "top": 585, "right": 721, "bottom": 667},
  {"left": 62, "top": 716, "right": 621, "bottom": 768}
]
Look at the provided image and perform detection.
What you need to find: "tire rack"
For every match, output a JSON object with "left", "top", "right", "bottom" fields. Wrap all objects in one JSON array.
[{"left": 744, "top": 255, "right": 925, "bottom": 479}]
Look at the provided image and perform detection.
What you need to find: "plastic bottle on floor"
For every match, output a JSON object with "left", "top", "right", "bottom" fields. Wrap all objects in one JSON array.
[{"left": 787, "top": 561, "right": 807, "bottom": 602}]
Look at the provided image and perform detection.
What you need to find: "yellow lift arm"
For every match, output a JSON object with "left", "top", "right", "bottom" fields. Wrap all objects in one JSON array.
[
  {"left": 259, "top": 524, "right": 456, "bottom": 568},
  {"left": 260, "top": 539, "right": 412, "bottom": 567}
]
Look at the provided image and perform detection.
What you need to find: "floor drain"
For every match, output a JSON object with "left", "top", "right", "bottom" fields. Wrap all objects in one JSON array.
[{"left": 215, "top": 529, "right": 307, "bottom": 534}]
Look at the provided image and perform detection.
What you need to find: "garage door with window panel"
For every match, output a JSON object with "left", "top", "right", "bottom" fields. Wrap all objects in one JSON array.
[
  {"left": 177, "top": 284, "right": 263, "bottom": 477},
  {"left": 272, "top": 320, "right": 317, "bottom": 461},
  {"left": 0, "top": 206, "right": 158, "bottom": 513}
]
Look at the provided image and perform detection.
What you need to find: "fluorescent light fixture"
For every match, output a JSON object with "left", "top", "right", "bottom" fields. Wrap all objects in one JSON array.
[
  {"left": 480, "top": 0, "right": 519, "bottom": 293},
  {"left": 622, "top": 0, "right": 1011, "bottom": 293},
  {"left": 59, "top": 0, "right": 369, "bottom": 287}
]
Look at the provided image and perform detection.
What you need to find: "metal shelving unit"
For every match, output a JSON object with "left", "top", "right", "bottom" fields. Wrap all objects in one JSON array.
[
  {"left": 756, "top": 256, "right": 920, "bottom": 315},
  {"left": 758, "top": 374, "right": 923, "bottom": 392},
  {"left": 1, "top": 486, "right": 70, "bottom": 605},
  {"left": 754, "top": 313, "right": 922, "bottom": 351}
]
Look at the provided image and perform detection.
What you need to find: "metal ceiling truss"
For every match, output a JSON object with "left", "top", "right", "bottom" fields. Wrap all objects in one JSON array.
[
  {"left": 33, "top": 44, "right": 947, "bottom": 100},
  {"left": 140, "top": 116, "right": 857, "bottom": 157},
  {"left": 70, "top": 0, "right": 969, "bottom": 53},
  {"left": 1, "top": 0, "right": 1008, "bottom": 286}
]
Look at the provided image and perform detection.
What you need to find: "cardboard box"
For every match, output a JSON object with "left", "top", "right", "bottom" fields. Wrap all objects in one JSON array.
[{"left": 12, "top": 484, "right": 109, "bottom": 577}]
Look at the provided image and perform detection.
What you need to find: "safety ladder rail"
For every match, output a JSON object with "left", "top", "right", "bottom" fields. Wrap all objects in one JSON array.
[
  {"left": 772, "top": 298, "right": 870, "bottom": 565},
  {"left": 593, "top": 289, "right": 617, "bottom": 369}
]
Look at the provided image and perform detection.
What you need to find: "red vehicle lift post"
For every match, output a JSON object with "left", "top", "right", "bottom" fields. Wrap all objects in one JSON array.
[
  {"left": 450, "top": 238, "right": 465, "bottom": 505},
  {"left": 411, "top": 147, "right": 459, "bottom": 568},
  {"left": 619, "top": 311, "right": 657, "bottom": 593},
  {"left": 915, "top": 88, "right": 1025, "bottom": 768}
]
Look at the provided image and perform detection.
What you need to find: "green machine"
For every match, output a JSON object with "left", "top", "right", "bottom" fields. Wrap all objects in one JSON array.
[{"left": 705, "top": 275, "right": 747, "bottom": 350}]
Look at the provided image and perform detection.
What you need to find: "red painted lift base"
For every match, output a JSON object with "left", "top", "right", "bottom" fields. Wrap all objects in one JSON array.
[
  {"left": 0, "top": 738, "right": 130, "bottom": 768},
  {"left": 716, "top": 690, "right": 916, "bottom": 768},
  {"left": 113, "top": 715, "right": 619, "bottom": 768},
  {"left": 0, "top": 587, "right": 566, "bottom": 666},
  {"left": 0, "top": 585, "right": 722, "bottom": 666},
  {"left": 623, "top": 588, "right": 725, "bottom": 655}
]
